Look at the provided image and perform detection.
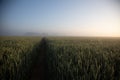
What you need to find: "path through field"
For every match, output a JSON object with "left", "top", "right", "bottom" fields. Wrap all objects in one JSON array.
[{"left": 30, "top": 38, "right": 47, "bottom": 80}]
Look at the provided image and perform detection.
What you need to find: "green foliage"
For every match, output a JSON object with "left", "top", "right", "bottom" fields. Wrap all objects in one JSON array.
[
  {"left": 0, "top": 36, "right": 41, "bottom": 80},
  {"left": 0, "top": 37, "right": 120, "bottom": 80},
  {"left": 46, "top": 37, "right": 120, "bottom": 80}
]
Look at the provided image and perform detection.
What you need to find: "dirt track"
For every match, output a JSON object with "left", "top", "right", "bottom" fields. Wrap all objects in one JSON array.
[{"left": 30, "top": 38, "right": 47, "bottom": 80}]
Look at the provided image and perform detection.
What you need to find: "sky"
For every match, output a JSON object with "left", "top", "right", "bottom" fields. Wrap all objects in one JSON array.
[{"left": 1, "top": 0, "right": 120, "bottom": 37}]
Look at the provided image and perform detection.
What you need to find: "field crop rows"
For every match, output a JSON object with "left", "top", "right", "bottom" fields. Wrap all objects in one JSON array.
[
  {"left": 0, "top": 37, "right": 41, "bottom": 80},
  {"left": 0, "top": 37, "right": 120, "bottom": 80},
  {"left": 46, "top": 37, "right": 120, "bottom": 80}
]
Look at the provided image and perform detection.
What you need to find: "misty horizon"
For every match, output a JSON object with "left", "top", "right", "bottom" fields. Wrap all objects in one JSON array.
[{"left": 1, "top": 0, "right": 120, "bottom": 37}]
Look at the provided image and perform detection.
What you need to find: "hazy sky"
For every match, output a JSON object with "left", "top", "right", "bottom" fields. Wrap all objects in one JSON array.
[{"left": 1, "top": 0, "right": 120, "bottom": 36}]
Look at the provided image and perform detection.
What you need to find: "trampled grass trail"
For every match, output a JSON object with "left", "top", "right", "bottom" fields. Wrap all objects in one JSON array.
[
  {"left": 30, "top": 52, "right": 45, "bottom": 80},
  {"left": 30, "top": 38, "right": 47, "bottom": 80}
]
